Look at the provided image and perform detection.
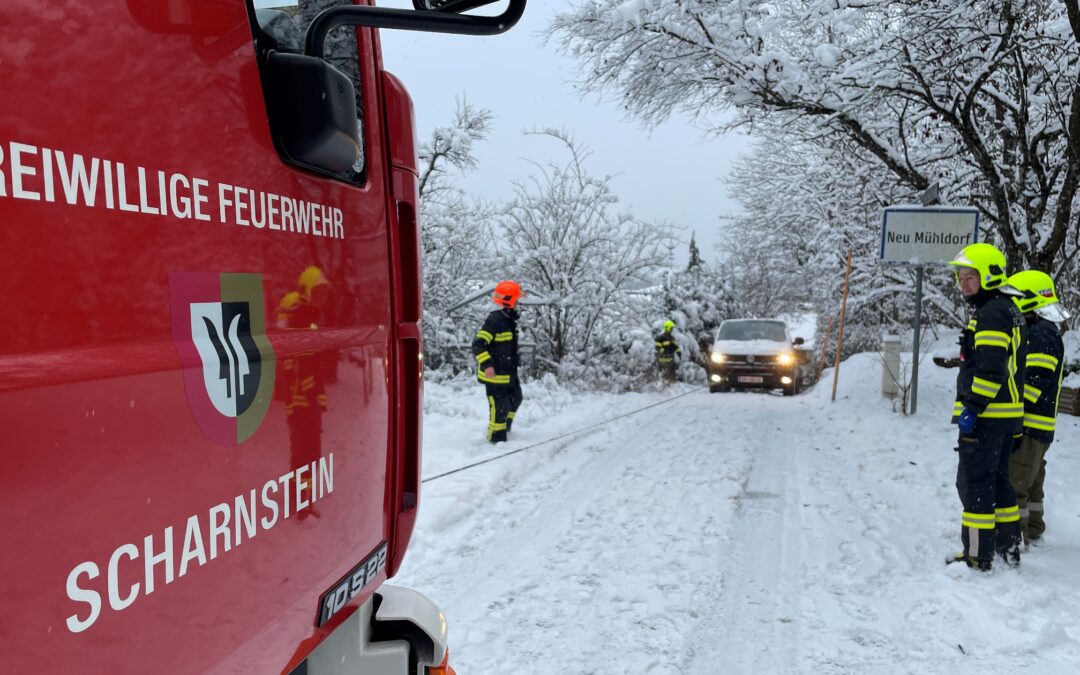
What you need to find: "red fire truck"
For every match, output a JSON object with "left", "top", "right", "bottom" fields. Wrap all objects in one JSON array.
[{"left": 0, "top": 1, "right": 522, "bottom": 672}]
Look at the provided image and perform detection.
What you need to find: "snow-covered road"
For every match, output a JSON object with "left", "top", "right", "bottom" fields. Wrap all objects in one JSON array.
[{"left": 397, "top": 357, "right": 1080, "bottom": 674}]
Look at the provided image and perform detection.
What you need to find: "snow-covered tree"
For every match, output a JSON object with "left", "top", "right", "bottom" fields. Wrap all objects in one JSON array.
[
  {"left": 549, "top": 0, "right": 1080, "bottom": 275},
  {"left": 417, "top": 98, "right": 493, "bottom": 203},
  {"left": 665, "top": 268, "right": 737, "bottom": 376},
  {"left": 417, "top": 99, "right": 497, "bottom": 369},
  {"left": 497, "top": 129, "right": 676, "bottom": 382},
  {"left": 723, "top": 125, "right": 967, "bottom": 355}
]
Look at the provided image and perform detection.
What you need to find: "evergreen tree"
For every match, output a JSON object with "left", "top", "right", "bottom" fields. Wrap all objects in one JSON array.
[{"left": 686, "top": 233, "right": 704, "bottom": 274}]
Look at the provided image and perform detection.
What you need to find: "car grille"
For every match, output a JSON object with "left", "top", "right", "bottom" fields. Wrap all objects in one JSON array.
[{"left": 725, "top": 354, "right": 778, "bottom": 365}]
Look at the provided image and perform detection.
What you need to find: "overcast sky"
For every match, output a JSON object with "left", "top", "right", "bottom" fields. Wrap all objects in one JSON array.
[{"left": 379, "top": 0, "right": 752, "bottom": 264}]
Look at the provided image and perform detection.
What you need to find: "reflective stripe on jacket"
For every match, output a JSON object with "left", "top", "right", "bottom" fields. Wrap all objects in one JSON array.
[
  {"left": 952, "top": 290, "right": 1027, "bottom": 434},
  {"left": 1021, "top": 316, "right": 1064, "bottom": 443},
  {"left": 472, "top": 308, "right": 519, "bottom": 385},
  {"left": 654, "top": 331, "right": 681, "bottom": 362}
]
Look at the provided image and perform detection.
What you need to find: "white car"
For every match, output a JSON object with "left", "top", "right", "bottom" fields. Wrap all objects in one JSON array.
[{"left": 707, "top": 319, "right": 811, "bottom": 395}]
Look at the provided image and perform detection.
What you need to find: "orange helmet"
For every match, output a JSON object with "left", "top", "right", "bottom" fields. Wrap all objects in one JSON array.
[{"left": 492, "top": 280, "right": 523, "bottom": 308}]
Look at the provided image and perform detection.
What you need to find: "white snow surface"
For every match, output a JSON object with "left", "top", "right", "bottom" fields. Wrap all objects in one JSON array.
[{"left": 396, "top": 357, "right": 1080, "bottom": 674}]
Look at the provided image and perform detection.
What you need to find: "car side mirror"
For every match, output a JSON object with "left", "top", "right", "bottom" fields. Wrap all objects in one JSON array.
[{"left": 793, "top": 337, "right": 805, "bottom": 346}]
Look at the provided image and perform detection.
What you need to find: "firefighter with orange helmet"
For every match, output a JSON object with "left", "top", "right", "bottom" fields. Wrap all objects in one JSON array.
[{"left": 471, "top": 280, "right": 524, "bottom": 443}]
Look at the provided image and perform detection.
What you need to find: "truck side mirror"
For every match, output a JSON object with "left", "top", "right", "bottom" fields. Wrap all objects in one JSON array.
[
  {"left": 264, "top": 52, "right": 360, "bottom": 175},
  {"left": 252, "top": 0, "right": 526, "bottom": 178}
]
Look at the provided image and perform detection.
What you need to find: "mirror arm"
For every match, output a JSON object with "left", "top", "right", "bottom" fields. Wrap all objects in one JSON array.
[
  {"left": 305, "top": 0, "right": 527, "bottom": 58},
  {"left": 422, "top": 0, "right": 503, "bottom": 13}
]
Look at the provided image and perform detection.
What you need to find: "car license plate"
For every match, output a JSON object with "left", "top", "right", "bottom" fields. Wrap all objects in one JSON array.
[{"left": 738, "top": 376, "right": 764, "bottom": 384}]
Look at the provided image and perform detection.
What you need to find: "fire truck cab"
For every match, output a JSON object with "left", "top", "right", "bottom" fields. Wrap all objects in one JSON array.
[{"left": 0, "top": 1, "right": 523, "bottom": 672}]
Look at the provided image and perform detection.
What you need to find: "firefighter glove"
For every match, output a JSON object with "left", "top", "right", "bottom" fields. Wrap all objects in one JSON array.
[{"left": 957, "top": 407, "right": 977, "bottom": 435}]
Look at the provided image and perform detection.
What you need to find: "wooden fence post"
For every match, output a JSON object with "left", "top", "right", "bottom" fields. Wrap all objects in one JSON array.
[{"left": 816, "top": 315, "right": 834, "bottom": 384}]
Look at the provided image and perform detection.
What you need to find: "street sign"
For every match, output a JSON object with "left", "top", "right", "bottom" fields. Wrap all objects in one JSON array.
[
  {"left": 880, "top": 207, "right": 979, "bottom": 265},
  {"left": 880, "top": 204, "right": 979, "bottom": 415}
]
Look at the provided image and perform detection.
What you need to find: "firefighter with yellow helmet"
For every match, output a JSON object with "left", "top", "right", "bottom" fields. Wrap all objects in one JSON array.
[
  {"left": 654, "top": 319, "right": 681, "bottom": 385},
  {"left": 947, "top": 243, "right": 1026, "bottom": 570},
  {"left": 471, "top": 280, "right": 524, "bottom": 443},
  {"left": 277, "top": 266, "right": 333, "bottom": 519},
  {"left": 1006, "top": 269, "right": 1070, "bottom": 547}
]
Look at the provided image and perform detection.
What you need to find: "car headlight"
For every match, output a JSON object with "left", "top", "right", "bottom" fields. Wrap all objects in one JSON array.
[
  {"left": 777, "top": 352, "right": 794, "bottom": 366},
  {"left": 710, "top": 352, "right": 726, "bottom": 364}
]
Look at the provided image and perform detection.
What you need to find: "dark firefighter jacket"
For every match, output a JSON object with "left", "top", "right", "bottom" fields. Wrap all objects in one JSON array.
[
  {"left": 654, "top": 331, "right": 681, "bottom": 363},
  {"left": 1021, "top": 316, "right": 1065, "bottom": 443},
  {"left": 472, "top": 308, "right": 519, "bottom": 385},
  {"left": 952, "top": 290, "right": 1027, "bottom": 434}
]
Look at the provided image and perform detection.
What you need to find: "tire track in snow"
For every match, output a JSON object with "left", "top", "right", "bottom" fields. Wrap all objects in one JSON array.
[
  {"left": 432, "top": 392, "right": 759, "bottom": 674},
  {"left": 678, "top": 391, "right": 812, "bottom": 674},
  {"left": 679, "top": 391, "right": 950, "bottom": 674}
]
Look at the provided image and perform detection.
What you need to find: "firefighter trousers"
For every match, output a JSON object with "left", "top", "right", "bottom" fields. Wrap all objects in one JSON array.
[
  {"left": 1008, "top": 435, "right": 1051, "bottom": 543},
  {"left": 657, "top": 358, "right": 676, "bottom": 384},
  {"left": 486, "top": 379, "right": 523, "bottom": 443},
  {"left": 955, "top": 426, "right": 1021, "bottom": 563}
]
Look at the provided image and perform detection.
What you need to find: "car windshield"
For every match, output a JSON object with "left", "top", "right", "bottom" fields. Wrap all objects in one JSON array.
[{"left": 717, "top": 321, "right": 787, "bottom": 342}]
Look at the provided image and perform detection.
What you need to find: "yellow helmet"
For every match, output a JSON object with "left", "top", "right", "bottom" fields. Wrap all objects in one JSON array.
[
  {"left": 948, "top": 243, "right": 1007, "bottom": 290},
  {"left": 1008, "top": 269, "right": 1070, "bottom": 320},
  {"left": 663, "top": 320, "right": 675, "bottom": 332},
  {"left": 298, "top": 266, "right": 328, "bottom": 294}
]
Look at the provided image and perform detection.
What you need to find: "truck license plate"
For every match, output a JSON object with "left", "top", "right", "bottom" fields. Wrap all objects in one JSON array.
[
  {"left": 738, "top": 376, "right": 764, "bottom": 384},
  {"left": 316, "top": 542, "right": 388, "bottom": 626}
]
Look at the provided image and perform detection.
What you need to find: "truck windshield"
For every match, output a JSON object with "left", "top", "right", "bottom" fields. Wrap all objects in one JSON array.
[{"left": 718, "top": 321, "right": 787, "bottom": 342}]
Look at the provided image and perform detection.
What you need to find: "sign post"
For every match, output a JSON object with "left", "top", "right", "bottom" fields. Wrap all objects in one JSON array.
[{"left": 880, "top": 203, "right": 979, "bottom": 414}]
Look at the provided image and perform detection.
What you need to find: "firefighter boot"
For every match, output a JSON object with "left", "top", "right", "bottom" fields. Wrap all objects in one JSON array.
[
  {"left": 947, "top": 552, "right": 992, "bottom": 571},
  {"left": 998, "top": 544, "right": 1021, "bottom": 567},
  {"left": 996, "top": 514, "right": 1022, "bottom": 567},
  {"left": 997, "top": 530, "right": 1022, "bottom": 567}
]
